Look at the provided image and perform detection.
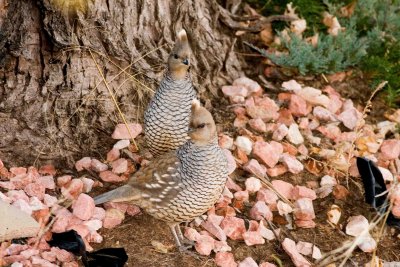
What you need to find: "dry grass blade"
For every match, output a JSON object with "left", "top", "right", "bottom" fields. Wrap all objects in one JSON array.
[{"left": 89, "top": 49, "right": 139, "bottom": 151}]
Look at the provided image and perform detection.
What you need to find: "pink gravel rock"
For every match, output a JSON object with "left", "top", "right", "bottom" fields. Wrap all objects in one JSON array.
[
  {"left": 0, "top": 181, "right": 15, "bottom": 190},
  {"left": 24, "top": 183, "right": 45, "bottom": 200},
  {"left": 57, "top": 175, "right": 72, "bottom": 187},
  {"left": 245, "top": 96, "right": 279, "bottom": 121},
  {"left": 52, "top": 209, "right": 73, "bottom": 233},
  {"left": 126, "top": 204, "right": 141, "bottom": 216},
  {"left": 257, "top": 221, "right": 276, "bottom": 240},
  {"left": 248, "top": 118, "right": 267, "bottom": 132},
  {"left": 62, "top": 262, "right": 79, "bottom": 267},
  {"left": 380, "top": 139, "right": 400, "bottom": 160},
  {"left": 87, "top": 231, "right": 103, "bottom": 243},
  {"left": 222, "top": 85, "right": 248, "bottom": 98},
  {"left": 220, "top": 217, "right": 246, "bottom": 240},
  {"left": 20, "top": 248, "right": 39, "bottom": 258},
  {"left": 61, "top": 179, "right": 83, "bottom": 199},
  {"left": 224, "top": 149, "right": 237, "bottom": 175},
  {"left": 253, "top": 141, "right": 283, "bottom": 168},
  {"left": 72, "top": 194, "right": 95, "bottom": 220},
  {"left": 214, "top": 240, "right": 232, "bottom": 253},
  {"left": 208, "top": 213, "right": 224, "bottom": 226},
  {"left": 226, "top": 177, "right": 243, "bottom": 192},
  {"left": 111, "top": 158, "right": 128, "bottom": 174},
  {"left": 280, "top": 153, "right": 303, "bottom": 174},
  {"left": 272, "top": 124, "right": 289, "bottom": 141},
  {"left": 90, "top": 159, "right": 108, "bottom": 172},
  {"left": 346, "top": 215, "right": 369, "bottom": 236},
  {"left": 99, "top": 171, "right": 127, "bottom": 183},
  {"left": 7, "top": 190, "right": 29, "bottom": 202},
  {"left": 51, "top": 247, "right": 74, "bottom": 262},
  {"left": 243, "top": 159, "right": 266, "bottom": 177},
  {"left": 282, "top": 238, "right": 311, "bottom": 267},
  {"left": 358, "top": 234, "right": 377, "bottom": 252},
  {"left": 294, "top": 198, "right": 315, "bottom": 221},
  {"left": 91, "top": 207, "right": 106, "bottom": 221},
  {"left": 39, "top": 165, "right": 57, "bottom": 176},
  {"left": 266, "top": 165, "right": 288, "bottom": 177},
  {"left": 289, "top": 94, "right": 309, "bottom": 116},
  {"left": 104, "top": 202, "right": 129, "bottom": 213},
  {"left": 81, "top": 177, "right": 95, "bottom": 193},
  {"left": 75, "top": 157, "right": 92, "bottom": 172},
  {"left": 195, "top": 235, "right": 215, "bottom": 256},
  {"left": 112, "top": 123, "right": 142, "bottom": 139},
  {"left": 282, "top": 79, "right": 302, "bottom": 92},
  {"left": 296, "top": 241, "right": 313, "bottom": 256},
  {"left": 243, "top": 231, "right": 265, "bottom": 246},
  {"left": 215, "top": 252, "right": 237, "bottom": 267},
  {"left": 233, "top": 77, "right": 262, "bottom": 95},
  {"left": 106, "top": 148, "right": 120, "bottom": 162},
  {"left": 234, "top": 115, "right": 248, "bottom": 128},
  {"left": 234, "top": 190, "right": 249, "bottom": 202},
  {"left": 292, "top": 185, "right": 317, "bottom": 200},
  {"left": 249, "top": 201, "right": 272, "bottom": 220},
  {"left": 10, "top": 167, "right": 27, "bottom": 176},
  {"left": 103, "top": 208, "right": 125, "bottom": 229},
  {"left": 338, "top": 108, "right": 362, "bottom": 130},
  {"left": 66, "top": 224, "right": 90, "bottom": 239},
  {"left": 41, "top": 250, "right": 57, "bottom": 262},
  {"left": 271, "top": 180, "right": 294, "bottom": 200},
  {"left": 219, "top": 134, "right": 234, "bottom": 150},
  {"left": 297, "top": 87, "right": 330, "bottom": 108},
  {"left": 313, "top": 106, "right": 336, "bottom": 121},
  {"left": 201, "top": 221, "right": 226, "bottom": 241},
  {"left": 235, "top": 136, "right": 253, "bottom": 155},
  {"left": 38, "top": 176, "right": 56, "bottom": 190},
  {"left": 277, "top": 200, "right": 293, "bottom": 215},
  {"left": 184, "top": 227, "right": 201, "bottom": 241},
  {"left": 245, "top": 177, "right": 262, "bottom": 193},
  {"left": 238, "top": 257, "right": 258, "bottom": 267},
  {"left": 113, "top": 139, "right": 130, "bottom": 150},
  {"left": 31, "top": 256, "right": 58, "bottom": 267},
  {"left": 256, "top": 188, "right": 278, "bottom": 204},
  {"left": 259, "top": 262, "right": 277, "bottom": 267},
  {"left": 297, "top": 144, "right": 308, "bottom": 156}
]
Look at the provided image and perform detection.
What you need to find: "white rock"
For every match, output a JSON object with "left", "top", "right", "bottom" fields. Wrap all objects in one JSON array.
[
  {"left": 287, "top": 124, "right": 304, "bottom": 145},
  {"left": 346, "top": 215, "right": 369, "bottom": 237},
  {"left": 297, "top": 87, "right": 330, "bottom": 107},
  {"left": 113, "top": 139, "right": 130, "bottom": 149},
  {"left": 378, "top": 167, "right": 394, "bottom": 182},
  {"left": 245, "top": 177, "right": 262, "bottom": 193},
  {"left": 282, "top": 79, "right": 302, "bottom": 92},
  {"left": 320, "top": 175, "right": 337, "bottom": 187},
  {"left": 235, "top": 136, "right": 253, "bottom": 155}
]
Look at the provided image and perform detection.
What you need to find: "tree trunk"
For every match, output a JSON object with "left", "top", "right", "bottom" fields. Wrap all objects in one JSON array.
[{"left": 0, "top": 0, "right": 243, "bottom": 167}]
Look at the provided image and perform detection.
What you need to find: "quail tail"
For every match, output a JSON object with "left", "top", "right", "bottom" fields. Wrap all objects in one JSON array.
[{"left": 93, "top": 185, "right": 140, "bottom": 205}]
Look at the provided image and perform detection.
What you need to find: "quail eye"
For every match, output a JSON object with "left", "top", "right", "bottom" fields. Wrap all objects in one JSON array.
[
  {"left": 197, "top": 123, "right": 205, "bottom": 129},
  {"left": 174, "top": 54, "right": 179, "bottom": 59}
]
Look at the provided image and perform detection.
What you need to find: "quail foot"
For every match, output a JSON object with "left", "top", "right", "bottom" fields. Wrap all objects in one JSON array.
[
  {"left": 95, "top": 100, "right": 228, "bottom": 251},
  {"left": 144, "top": 29, "right": 197, "bottom": 156}
]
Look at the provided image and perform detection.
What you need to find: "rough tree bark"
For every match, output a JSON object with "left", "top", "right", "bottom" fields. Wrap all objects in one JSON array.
[{"left": 0, "top": 0, "right": 244, "bottom": 167}]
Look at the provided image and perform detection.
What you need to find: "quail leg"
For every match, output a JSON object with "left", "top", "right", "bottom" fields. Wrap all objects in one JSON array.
[
  {"left": 168, "top": 223, "right": 182, "bottom": 248},
  {"left": 175, "top": 224, "right": 195, "bottom": 247}
]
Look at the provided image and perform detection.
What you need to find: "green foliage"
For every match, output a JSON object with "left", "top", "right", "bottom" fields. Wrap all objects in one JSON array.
[
  {"left": 266, "top": 30, "right": 367, "bottom": 75},
  {"left": 245, "top": 0, "right": 400, "bottom": 105}
]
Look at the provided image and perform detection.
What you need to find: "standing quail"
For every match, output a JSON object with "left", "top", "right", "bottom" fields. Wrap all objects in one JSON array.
[
  {"left": 144, "top": 29, "right": 197, "bottom": 156},
  {"left": 94, "top": 100, "right": 228, "bottom": 249}
]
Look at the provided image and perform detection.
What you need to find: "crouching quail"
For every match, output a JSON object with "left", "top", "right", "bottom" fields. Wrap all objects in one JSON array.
[
  {"left": 144, "top": 29, "right": 197, "bottom": 156},
  {"left": 94, "top": 100, "right": 228, "bottom": 250}
]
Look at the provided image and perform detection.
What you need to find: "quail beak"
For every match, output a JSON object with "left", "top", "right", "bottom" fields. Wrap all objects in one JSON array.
[
  {"left": 182, "top": 58, "right": 189, "bottom": 65},
  {"left": 188, "top": 127, "right": 195, "bottom": 133}
]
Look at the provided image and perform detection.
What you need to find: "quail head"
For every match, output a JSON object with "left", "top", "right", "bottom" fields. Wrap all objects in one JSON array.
[
  {"left": 95, "top": 100, "right": 228, "bottom": 250},
  {"left": 144, "top": 29, "right": 197, "bottom": 156}
]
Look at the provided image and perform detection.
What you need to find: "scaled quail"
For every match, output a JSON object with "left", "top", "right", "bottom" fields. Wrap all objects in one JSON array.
[
  {"left": 94, "top": 100, "right": 228, "bottom": 249},
  {"left": 144, "top": 29, "right": 197, "bottom": 156}
]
